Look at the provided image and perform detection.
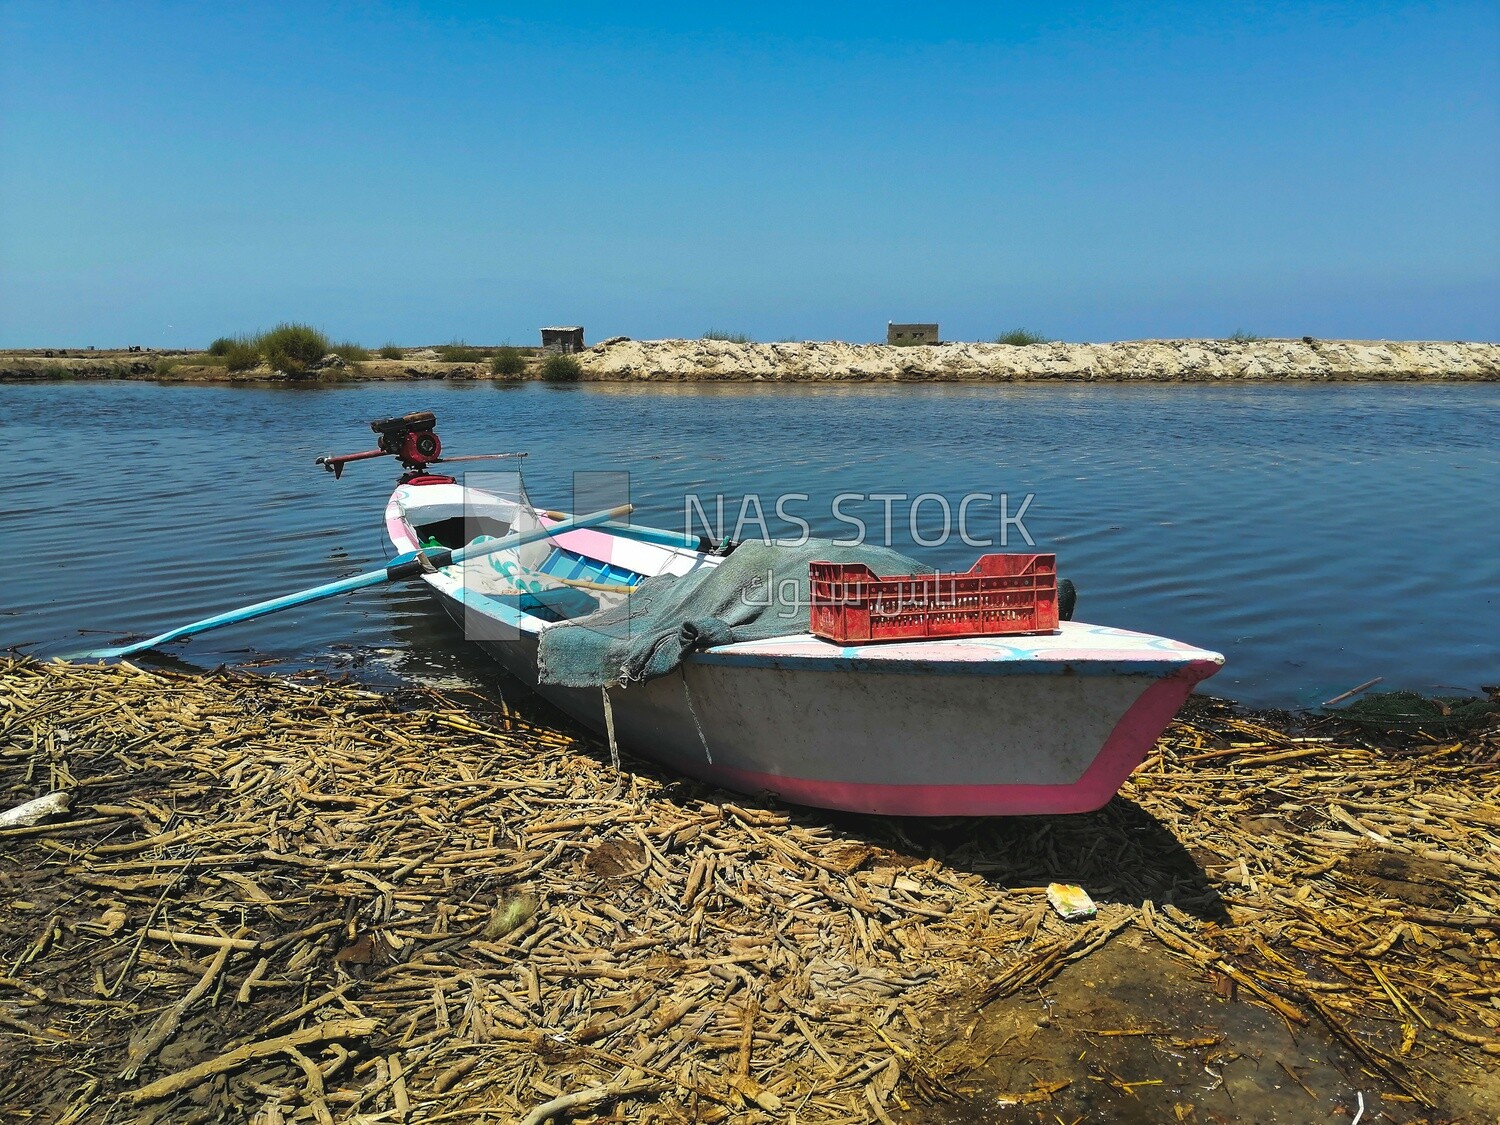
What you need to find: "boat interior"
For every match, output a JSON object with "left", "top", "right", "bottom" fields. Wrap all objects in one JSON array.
[{"left": 402, "top": 492, "right": 673, "bottom": 625}]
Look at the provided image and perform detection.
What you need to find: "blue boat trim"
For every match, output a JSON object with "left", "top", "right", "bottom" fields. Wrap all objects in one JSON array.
[
  {"left": 539, "top": 546, "right": 643, "bottom": 588},
  {"left": 444, "top": 583, "right": 541, "bottom": 629}
]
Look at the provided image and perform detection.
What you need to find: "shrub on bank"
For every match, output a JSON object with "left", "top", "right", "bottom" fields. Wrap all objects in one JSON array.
[
  {"left": 258, "top": 323, "right": 331, "bottom": 375},
  {"left": 378, "top": 344, "right": 403, "bottom": 360},
  {"left": 438, "top": 341, "right": 482, "bottom": 363},
  {"left": 223, "top": 340, "right": 260, "bottom": 372},
  {"left": 994, "top": 329, "right": 1051, "bottom": 346},
  {"left": 1227, "top": 331, "right": 1263, "bottom": 342},
  {"left": 702, "top": 330, "right": 751, "bottom": 343},
  {"left": 491, "top": 347, "right": 526, "bottom": 378},
  {"left": 539, "top": 353, "right": 582, "bottom": 382},
  {"left": 201, "top": 324, "right": 358, "bottom": 374}
]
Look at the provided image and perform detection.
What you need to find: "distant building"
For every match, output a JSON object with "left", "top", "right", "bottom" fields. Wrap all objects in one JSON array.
[
  {"left": 541, "top": 326, "right": 585, "bottom": 353},
  {"left": 887, "top": 322, "right": 939, "bottom": 345}
]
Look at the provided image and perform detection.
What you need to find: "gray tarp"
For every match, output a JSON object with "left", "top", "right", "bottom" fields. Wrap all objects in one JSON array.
[{"left": 535, "top": 539, "right": 929, "bottom": 689}]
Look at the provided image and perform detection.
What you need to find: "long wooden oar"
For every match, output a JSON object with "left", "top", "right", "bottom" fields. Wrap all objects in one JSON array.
[{"left": 76, "top": 504, "right": 633, "bottom": 660}]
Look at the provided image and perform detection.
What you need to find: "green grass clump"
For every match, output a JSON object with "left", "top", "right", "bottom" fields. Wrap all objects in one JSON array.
[
  {"left": 491, "top": 347, "right": 526, "bottom": 378},
  {"left": 994, "top": 329, "right": 1051, "bottom": 346},
  {"left": 539, "top": 353, "right": 582, "bottom": 382},
  {"left": 223, "top": 341, "right": 260, "bottom": 372},
  {"left": 207, "top": 334, "right": 255, "bottom": 367},
  {"left": 702, "top": 330, "right": 751, "bottom": 343},
  {"left": 154, "top": 356, "right": 183, "bottom": 377},
  {"left": 378, "top": 344, "right": 403, "bottom": 360},
  {"left": 1227, "top": 330, "right": 1263, "bottom": 342},
  {"left": 438, "top": 341, "right": 483, "bottom": 363},
  {"left": 202, "top": 324, "right": 336, "bottom": 374},
  {"left": 257, "top": 323, "right": 331, "bottom": 375}
]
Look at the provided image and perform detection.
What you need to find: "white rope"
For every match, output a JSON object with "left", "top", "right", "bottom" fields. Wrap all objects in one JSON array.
[{"left": 681, "top": 669, "right": 713, "bottom": 765}]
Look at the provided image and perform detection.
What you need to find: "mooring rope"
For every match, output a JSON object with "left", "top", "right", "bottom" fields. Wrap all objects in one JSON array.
[
  {"left": 600, "top": 685, "right": 622, "bottom": 785},
  {"left": 681, "top": 669, "right": 713, "bottom": 765}
]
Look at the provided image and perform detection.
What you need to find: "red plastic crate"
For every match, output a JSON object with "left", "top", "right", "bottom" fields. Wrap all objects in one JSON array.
[{"left": 809, "top": 553, "right": 1058, "bottom": 644}]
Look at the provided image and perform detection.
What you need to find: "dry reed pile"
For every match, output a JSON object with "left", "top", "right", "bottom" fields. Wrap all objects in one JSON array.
[{"left": 0, "top": 657, "right": 1496, "bottom": 1123}]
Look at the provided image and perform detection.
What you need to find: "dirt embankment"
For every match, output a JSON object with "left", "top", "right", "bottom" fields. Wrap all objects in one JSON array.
[
  {"left": 5, "top": 338, "right": 1498, "bottom": 384},
  {"left": 0, "top": 357, "right": 161, "bottom": 380},
  {"left": 576, "top": 337, "right": 1500, "bottom": 382},
  {"left": 0, "top": 349, "right": 495, "bottom": 384}
]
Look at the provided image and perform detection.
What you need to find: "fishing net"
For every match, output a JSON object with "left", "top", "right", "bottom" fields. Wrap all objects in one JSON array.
[
  {"left": 536, "top": 538, "right": 930, "bottom": 689},
  {"left": 1332, "top": 690, "right": 1497, "bottom": 735}
]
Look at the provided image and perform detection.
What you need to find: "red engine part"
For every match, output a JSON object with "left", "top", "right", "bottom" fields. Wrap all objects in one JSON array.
[
  {"left": 369, "top": 412, "right": 441, "bottom": 470},
  {"left": 398, "top": 428, "right": 441, "bottom": 466},
  {"left": 318, "top": 411, "right": 459, "bottom": 478}
]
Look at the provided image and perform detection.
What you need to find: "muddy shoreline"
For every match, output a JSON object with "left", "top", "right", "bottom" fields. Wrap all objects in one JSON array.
[
  {"left": 3, "top": 337, "right": 1497, "bottom": 384},
  {"left": 2, "top": 658, "right": 1497, "bottom": 1122}
]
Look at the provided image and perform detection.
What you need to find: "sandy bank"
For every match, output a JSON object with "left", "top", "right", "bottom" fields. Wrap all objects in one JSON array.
[
  {"left": 0, "top": 349, "right": 494, "bottom": 384},
  {"left": 577, "top": 337, "right": 1500, "bottom": 382}
]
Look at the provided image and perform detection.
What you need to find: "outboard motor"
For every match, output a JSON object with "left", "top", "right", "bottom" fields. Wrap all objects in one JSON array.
[
  {"left": 317, "top": 411, "right": 447, "bottom": 480},
  {"left": 371, "top": 412, "right": 442, "bottom": 470},
  {"left": 317, "top": 411, "right": 523, "bottom": 483}
]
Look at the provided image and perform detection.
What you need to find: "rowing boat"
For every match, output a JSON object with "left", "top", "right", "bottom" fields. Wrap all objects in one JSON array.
[
  {"left": 83, "top": 410, "right": 1218, "bottom": 816},
  {"left": 384, "top": 475, "right": 1224, "bottom": 817}
]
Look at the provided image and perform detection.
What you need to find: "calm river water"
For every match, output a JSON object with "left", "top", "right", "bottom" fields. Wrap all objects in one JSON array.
[{"left": 1, "top": 380, "right": 1495, "bottom": 707}]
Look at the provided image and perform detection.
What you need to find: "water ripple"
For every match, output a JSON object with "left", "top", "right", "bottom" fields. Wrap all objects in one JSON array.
[{"left": 1, "top": 380, "right": 1496, "bottom": 705}]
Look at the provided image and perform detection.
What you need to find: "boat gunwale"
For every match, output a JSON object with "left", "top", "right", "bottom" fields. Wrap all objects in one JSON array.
[{"left": 388, "top": 483, "right": 1226, "bottom": 677}]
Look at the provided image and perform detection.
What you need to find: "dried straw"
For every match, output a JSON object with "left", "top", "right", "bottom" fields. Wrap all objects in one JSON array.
[{"left": 0, "top": 658, "right": 1495, "bottom": 1122}]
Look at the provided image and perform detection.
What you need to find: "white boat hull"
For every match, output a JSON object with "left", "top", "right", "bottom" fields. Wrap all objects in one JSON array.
[{"left": 389, "top": 482, "right": 1224, "bottom": 816}]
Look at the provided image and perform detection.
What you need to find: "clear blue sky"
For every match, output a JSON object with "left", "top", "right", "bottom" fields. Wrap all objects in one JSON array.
[{"left": 1, "top": 1, "right": 1496, "bottom": 347}]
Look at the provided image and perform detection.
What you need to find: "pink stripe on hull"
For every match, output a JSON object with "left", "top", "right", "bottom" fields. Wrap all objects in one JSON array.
[
  {"left": 387, "top": 511, "right": 418, "bottom": 551},
  {"left": 697, "top": 660, "right": 1222, "bottom": 817}
]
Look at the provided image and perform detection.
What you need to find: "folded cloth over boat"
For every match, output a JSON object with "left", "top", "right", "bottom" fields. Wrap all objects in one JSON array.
[{"left": 535, "top": 538, "right": 930, "bottom": 689}]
